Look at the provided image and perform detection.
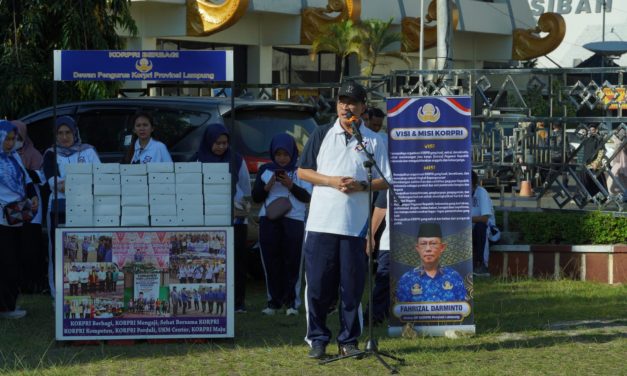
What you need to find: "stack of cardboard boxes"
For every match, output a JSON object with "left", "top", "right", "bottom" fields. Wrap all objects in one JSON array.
[{"left": 64, "top": 162, "right": 231, "bottom": 227}]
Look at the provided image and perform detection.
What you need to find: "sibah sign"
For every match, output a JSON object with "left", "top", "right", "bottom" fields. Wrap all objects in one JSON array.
[
  {"left": 529, "top": 0, "right": 612, "bottom": 16},
  {"left": 53, "top": 50, "right": 233, "bottom": 82}
]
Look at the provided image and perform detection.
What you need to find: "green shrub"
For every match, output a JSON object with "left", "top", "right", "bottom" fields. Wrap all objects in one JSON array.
[{"left": 500, "top": 211, "right": 626, "bottom": 245}]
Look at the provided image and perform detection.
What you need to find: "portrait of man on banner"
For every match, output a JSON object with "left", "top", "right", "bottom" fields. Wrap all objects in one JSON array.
[{"left": 396, "top": 223, "right": 467, "bottom": 303}]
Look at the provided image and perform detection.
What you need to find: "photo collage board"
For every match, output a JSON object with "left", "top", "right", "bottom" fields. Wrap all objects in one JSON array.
[{"left": 55, "top": 226, "right": 234, "bottom": 340}]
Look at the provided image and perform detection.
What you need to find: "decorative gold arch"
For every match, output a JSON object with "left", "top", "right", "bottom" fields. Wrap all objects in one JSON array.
[
  {"left": 401, "top": 0, "right": 459, "bottom": 52},
  {"left": 512, "top": 12, "right": 566, "bottom": 61},
  {"left": 186, "top": 0, "right": 249, "bottom": 37},
  {"left": 300, "top": 0, "right": 362, "bottom": 45}
]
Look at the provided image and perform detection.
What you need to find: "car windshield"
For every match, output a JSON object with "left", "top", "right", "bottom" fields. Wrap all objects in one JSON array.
[{"left": 229, "top": 109, "right": 317, "bottom": 158}]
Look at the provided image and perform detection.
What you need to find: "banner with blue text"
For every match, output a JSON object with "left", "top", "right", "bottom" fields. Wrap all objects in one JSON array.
[
  {"left": 386, "top": 96, "right": 475, "bottom": 336},
  {"left": 53, "top": 50, "right": 233, "bottom": 81},
  {"left": 55, "top": 227, "right": 234, "bottom": 340}
]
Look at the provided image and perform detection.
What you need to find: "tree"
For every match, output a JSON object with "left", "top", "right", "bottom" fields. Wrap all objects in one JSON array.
[
  {"left": 359, "top": 18, "right": 409, "bottom": 76},
  {"left": 309, "top": 19, "right": 363, "bottom": 82},
  {"left": 0, "top": 0, "right": 137, "bottom": 119}
]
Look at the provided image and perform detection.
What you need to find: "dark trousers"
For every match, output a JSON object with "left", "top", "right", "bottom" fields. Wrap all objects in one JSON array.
[
  {"left": 0, "top": 226, "right": 21, "bottom": 312},
  {"left": 234, "top": 223, "right": 248, "bottom": 309},
  {"left": 370, "top": 250, "right": 390, "bottom": 321},
  {"left": 259, "top": 216, "right": 304, "bottom": 309},
  {"left": 19, "top": 223, "right": 46, "bottom": 293},
  {"left": 304, "top": 231, "right": 367, "bottom": 347},
  {"left": 472, "top": 222, "right": 488, "bottom": 267}
]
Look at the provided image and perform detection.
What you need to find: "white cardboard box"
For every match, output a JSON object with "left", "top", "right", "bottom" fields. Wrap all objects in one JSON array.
[
  {"left": 149, "top": 172, "right": 175, "bottom": 184},
  {"left": 94, "top": 184, "right": 121, "bottom": 196},
  {"left": 177, "top": 204, "right": 204, "bottom": 216},
  {"left": 93, "top": 163, "right": 120, "bottom": 174},
  {"left": 122, "top": 206, "right": 149, "bottom": 217},
  {"left": 121, "top": 215, "right": 149, "bottom": 226},
  {"left": 205, "top": 204, "right": 230, "bottom": 215},
  {"left": 150, "top": 216, "right": 177, "bottom": 226},
  {"left": 66, "top": 215, "right": 93, "bottom": 227},
  {"left": 66, "top": 194, "right": 93, "bottom": 208},
  {"left": 176, "top": 173, "right": 202, "bottom": 185},
  {"left": 65, "top": 164, "right": 92, "bottom": 174},
  {"left": 65, "top": 174, "right": 92, "bottom": 185},
  {"left": 175, "top": 184, "right": 203, "bottom": 195},
  {"left": 177, "top": 194, "right": 203, "bottom": 206},
  {"left": 204, "top": 193, "right": 231, "bottom": 202},
  {"left": 146, "top": 162, "right": 174, "bottom": 173},
  {"left": 94, "top": 174, "right": 120, "bottom": 185},
  {"left": 65, "top": 183, "right": 92, "bottom": 196},
  {"left": 149, "top": 194, "right": 176, "bottom": 205},
  {"left": 67, "top": 206, "right": 93, "bottom": 217},
  {"left": 94, "top": 203, "right": 120, "bottom": 216},
  {"left": 202, "top": 163, "right": 229, "bottom": 174},
  {"left": 121, "top": 195, "right": 149, "bottom": 207},
  {"left": 149, "top": 183, "right": 176, "bottom": 195},
  {"left": 122, "top": 184, "right": 148, "bottom": 196},
  {"left": 203, "top": 184, "right": 231, "bottom": 195},
  {"left": 94, "top": 195, "right": 121, "bottom": 206},
  {"left": 204, "top": 214, "right": 231, "bottom": 226},
  {"left": 175, "top": 162, "right": 202, "bottom": 173},
  {"left": 122, "top": 175, "right": 148, "bottom": 185},
  {"left": 203, "top": 173, "right": 230, "bottom": 185},
  {"left": 120, "top": 164, "right": 147, "bottom": 175},
  {"left": 150, "top": 204, "right": 177, "bottom": 216},
  {"left": 177, "top": 215, "right": 204, "bottom": 226},
  {"left": 94, "top": 216, "right": 119, "bottom": 227}
]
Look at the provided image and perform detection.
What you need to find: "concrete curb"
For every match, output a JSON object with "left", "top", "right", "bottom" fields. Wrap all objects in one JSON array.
[{"left": 488, "top": 244, "right": 627, "bottom": 284}]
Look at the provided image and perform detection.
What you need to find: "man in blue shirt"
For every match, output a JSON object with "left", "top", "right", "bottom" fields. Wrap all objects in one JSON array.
[{"left": 396, "top": 223, "right": 466, "bottom": 302}]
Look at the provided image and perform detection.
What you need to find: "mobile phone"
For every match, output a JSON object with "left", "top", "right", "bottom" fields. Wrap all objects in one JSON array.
[{"left": 275, "top": 169, "right": 285, "bottom": 177}]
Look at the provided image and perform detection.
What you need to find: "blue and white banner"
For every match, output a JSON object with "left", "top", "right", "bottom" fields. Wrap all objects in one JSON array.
[
  {"left": 387, "top": 96, "right": 475, "bottom": 336},
  {"left": 53, "top": 50, "right": 233, "bottom": 82}
]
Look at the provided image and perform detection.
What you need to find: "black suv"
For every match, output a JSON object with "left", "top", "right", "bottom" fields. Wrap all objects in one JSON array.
[{"left": 20, "top": 97, "right": 318, "bottom": 173}]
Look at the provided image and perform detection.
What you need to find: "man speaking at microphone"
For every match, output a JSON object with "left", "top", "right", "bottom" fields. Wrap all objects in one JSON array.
[{"left": 298, "top": 81, "right": 391, "bottom": 359}]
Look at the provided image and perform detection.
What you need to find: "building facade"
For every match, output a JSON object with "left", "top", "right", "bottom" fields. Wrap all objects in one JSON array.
[{"left": 123, "top": 0, "right": 552, "bottom": 87}]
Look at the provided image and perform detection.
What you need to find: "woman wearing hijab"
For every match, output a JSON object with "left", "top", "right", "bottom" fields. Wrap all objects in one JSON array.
[
  {"left": 0, "top": 120, "right": 39, "bottom": 319},
  {"left": 196, "top": 123, "right": 251, "bottom": 313},
  {"left": 121, "top": 112, "right": 172, "bottom": 164},
  {"left": 42, "top": 116, "right": 100, "bottom": 297},
  {"left": 252, "top": 133, "right": 311, "bottom": 316},
  {"left": 12, "top": 120, "right": 46, "bottom": 293}
]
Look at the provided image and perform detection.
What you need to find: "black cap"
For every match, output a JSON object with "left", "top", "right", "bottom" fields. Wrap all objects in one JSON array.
[
  {"left": 417, "top": 223, "right": 442, "bottom": 238},
  {"left": 338, "top": 81, "right": 367, "bottom": 103}
]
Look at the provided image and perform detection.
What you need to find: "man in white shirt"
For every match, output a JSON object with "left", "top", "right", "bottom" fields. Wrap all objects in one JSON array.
[
  {"left": 298, "top": 81, "right": 391, "bottom": 359},
  {"left": 471, "top": 171, "right": 494, "bottom": 276}
]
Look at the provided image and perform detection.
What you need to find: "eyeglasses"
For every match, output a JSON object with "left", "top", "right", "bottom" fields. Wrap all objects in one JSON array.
[{"left": 416, "top": 241, "right": 443, "bottom": 249}]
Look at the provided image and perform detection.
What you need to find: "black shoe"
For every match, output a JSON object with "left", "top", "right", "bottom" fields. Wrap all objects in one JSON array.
[
  {"left": 308, "top": 344, "right": 326, "bottom": 359},
  {"left": 338, "top": 343, "right": 362, "bottom": 358},
  {"left": 473, "top": 265, "right": 490, "bottom": 277}
]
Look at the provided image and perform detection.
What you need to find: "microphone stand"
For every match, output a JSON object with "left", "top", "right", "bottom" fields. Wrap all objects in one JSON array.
[{"left": 320, "top": 121, "right": 404, "bottom": 374}]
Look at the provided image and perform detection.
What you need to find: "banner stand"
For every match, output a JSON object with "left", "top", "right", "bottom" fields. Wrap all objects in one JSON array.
[{"left": 51, "top": 50, "right": 236, "bottom": 341}]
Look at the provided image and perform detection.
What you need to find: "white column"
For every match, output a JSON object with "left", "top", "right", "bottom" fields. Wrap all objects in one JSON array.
[
  {"left": 436, "top": 0, "right": 451, "bottom": 70},
  {"left": 247, "top": 45, "right": 273, "bottom": 94}
]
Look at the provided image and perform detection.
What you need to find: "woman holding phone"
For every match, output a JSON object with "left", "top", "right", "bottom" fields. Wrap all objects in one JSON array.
[{"left": 252, "top": 133, "right": 311, "bottom": 316}]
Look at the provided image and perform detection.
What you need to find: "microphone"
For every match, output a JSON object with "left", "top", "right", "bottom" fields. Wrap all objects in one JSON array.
[{"left": 344, "top": 111, "right": 364, "bottom": 144}]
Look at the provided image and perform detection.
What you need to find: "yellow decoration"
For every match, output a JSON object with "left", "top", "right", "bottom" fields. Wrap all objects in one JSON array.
[
  {"left": 187, "top": 0, "right": 249, "bottom": 37},
  {"left": 442, "top": 281, "right": 453, "bottom": 290},
  {"left": 512, "top": 12, "right": 566, "bottom": 61},
  {"left": 300, "top": 0, "right": 361, "bottom": 45},
  {"left": 401, "top": 0, "right": 459, "bottom": 52}
]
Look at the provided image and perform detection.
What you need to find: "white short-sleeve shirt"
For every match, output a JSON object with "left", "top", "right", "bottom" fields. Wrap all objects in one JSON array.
[{"left": 300, "top": 119, "right": 391, "bottom": 237}]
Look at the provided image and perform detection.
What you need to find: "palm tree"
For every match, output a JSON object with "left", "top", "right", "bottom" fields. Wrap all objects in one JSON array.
[
  {"left": 359, "top": 18, "right": 410, "bottom": 76},
  {"left": 310, "top": 19, "right": 363, "bottom": 82}
]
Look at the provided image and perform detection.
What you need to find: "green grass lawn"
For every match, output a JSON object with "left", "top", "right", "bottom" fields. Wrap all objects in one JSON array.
[{"left": 1, "top": 279, "right": 625, "bottom": 375}]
